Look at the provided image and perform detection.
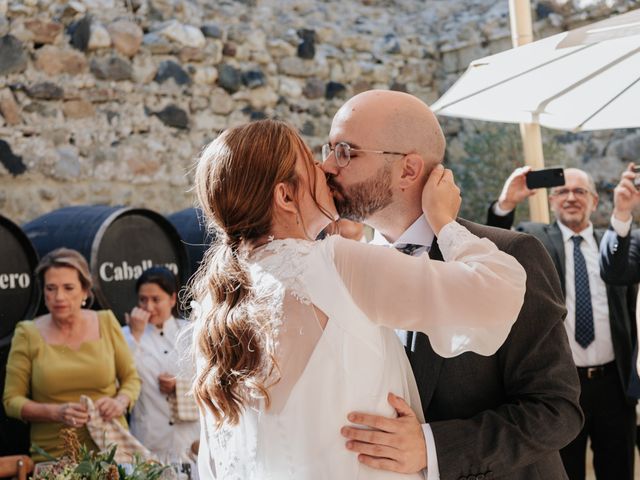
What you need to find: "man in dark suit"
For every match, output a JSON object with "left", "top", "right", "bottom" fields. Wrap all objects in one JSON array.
[
  {"left": 487, "top": 166, "right": 637, "bottom": 480},
  {"left": 322, "top": 90, "right": 583, "bottom": 480},
  {"left": 599, "top": 163, "right": 640, "bottom": 453}
]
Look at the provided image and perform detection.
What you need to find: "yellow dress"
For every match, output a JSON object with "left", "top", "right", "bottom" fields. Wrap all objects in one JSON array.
[{"left": 2, "top": 310, "right": 141, "bottom": 461}]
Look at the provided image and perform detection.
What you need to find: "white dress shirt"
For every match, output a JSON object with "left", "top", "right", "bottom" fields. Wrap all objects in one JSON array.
[
  {"left": 611, "top": 214, "right": 633, "bottom": 237},
  {"left": 556, "top": 221, "right": 615, "bottom": 366},
  {"left": 372, "top": 215, "right": 439, "bottom": 480}
]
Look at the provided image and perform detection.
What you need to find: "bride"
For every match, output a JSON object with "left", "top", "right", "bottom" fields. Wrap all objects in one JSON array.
[{"left": 190, "top": 119, "right": 526, "bottom": 479}]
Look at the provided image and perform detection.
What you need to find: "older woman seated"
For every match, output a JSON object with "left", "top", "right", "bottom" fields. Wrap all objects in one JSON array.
[{"left": 3, "top": 248, "right": 140, "bottom": 461}]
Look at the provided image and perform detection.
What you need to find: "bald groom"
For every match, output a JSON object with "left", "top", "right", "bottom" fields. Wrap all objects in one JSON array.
[{"left": 322, "top": 90, "right": 583, "bottom": 480}]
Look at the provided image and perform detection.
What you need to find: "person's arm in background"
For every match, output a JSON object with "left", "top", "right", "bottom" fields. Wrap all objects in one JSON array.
[
  {"left": 486, "top": 166, "right": 535, "bottom": 230},
  {"left": 94, "top": 311, "right": 141, "bottom": 421},
  {"left": 123, "top": 307, "right": 151, "bottom": 352},
  {"left": 600, "top": 163, "right": 640, "bottom": 285}
]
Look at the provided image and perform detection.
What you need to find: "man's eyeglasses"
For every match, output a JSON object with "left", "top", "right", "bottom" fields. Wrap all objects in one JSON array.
[
  {"left": 549, "top": 187, "right": 592, "bottom": 199},
  {"left": 321, "top": 142, "right": 407, "bottom": 168}
]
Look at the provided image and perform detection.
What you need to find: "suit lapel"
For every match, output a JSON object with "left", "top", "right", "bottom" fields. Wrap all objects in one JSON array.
[
  {"left": 593, "top": 229, "right": 623, "bottom": 349},
  {"left": 545, "top": 223, "right": 566, "bottom": 294},
  {"left": 593, "top": 228, "right": 603, "bottom": 246}
]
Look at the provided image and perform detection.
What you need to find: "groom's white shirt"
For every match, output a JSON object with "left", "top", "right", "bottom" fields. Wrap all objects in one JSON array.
[{"left": 371, "top": 215, "right": 439, "bottom": 480}]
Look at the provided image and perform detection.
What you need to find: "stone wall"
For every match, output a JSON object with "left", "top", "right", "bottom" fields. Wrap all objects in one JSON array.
[{"left": 0, "top": 0, "right": 638, "bottom": 225}]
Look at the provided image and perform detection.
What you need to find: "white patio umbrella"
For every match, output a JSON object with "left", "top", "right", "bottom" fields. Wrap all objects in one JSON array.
[
  {"left": 432, "top": 8, "right": 640, "bottom": 132},
  {"left": 432, "top": 5, "right": 640, "bottom": 222}
]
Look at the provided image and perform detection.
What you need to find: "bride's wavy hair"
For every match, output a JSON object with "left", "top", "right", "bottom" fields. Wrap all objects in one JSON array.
[{"left": 191, "top": 119, "right": 329, "bottom": 426}]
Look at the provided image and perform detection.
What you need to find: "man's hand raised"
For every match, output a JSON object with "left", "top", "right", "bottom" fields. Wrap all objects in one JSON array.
[
  {"left": 341, "top": 393, "right": 427, "bottom": 474},
  {"left": 498, "top": 166, "right": 536, "bottom": 212},
  {"left": 613, "top": 163, "right": 640, "bottom": 222}
]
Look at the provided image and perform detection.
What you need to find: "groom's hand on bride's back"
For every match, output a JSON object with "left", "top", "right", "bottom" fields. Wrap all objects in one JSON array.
[{"left": 340, "top": 393, "right": 427, "bottom": 474}]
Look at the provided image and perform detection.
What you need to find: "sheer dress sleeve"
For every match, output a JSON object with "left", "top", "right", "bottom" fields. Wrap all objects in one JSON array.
[{"left": 332, "top": 221, "right": 526, "bottom": 358}]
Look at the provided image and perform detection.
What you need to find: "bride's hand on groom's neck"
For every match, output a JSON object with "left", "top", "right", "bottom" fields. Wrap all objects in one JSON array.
[{"left": 423, "top": 164, "right": 462, "bottom": 234}]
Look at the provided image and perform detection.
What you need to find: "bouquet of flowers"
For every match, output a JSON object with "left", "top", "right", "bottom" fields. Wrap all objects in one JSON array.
[{"left": 32, "top": 429, "right": 169, "bottom": 480}]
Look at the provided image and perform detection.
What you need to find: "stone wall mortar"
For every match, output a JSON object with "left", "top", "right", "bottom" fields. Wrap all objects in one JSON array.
[{"left": 0, "top": 0, "right": 638, "bottom": 224}]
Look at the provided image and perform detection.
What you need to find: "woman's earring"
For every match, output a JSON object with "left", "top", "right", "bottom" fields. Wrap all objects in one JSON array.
[{"left": 82, "top": 298, "right": 87, "bottom": 307}]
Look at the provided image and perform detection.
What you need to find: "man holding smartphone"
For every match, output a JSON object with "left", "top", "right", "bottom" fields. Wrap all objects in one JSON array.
[
  {"left": 487, "top": 167, "right": 637, "bottom": 480},
  {"left": 600, "top": 163, "right": 640, "bottom": 455}
]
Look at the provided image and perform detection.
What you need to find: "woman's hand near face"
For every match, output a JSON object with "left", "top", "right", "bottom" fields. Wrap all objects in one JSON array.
[
  {"left": 125, "top": 307, "right": 150, "bottom": 342},
  {"left": 57, "top": 402, "right": 89, "bottom": 427},
  {"left": 422, "top": 164, "right": 461, "bottom": 235},
  {"left": 158, "top": 373, "right": 177, "bottom": 394}
]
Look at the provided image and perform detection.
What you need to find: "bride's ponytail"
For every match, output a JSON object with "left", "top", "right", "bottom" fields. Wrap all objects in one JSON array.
[
  {"left": 191, "top": 119, "right": 325, "bottom": 426},
  {"left": 192, "top": 234, "right": 275, "bottom": 426}
]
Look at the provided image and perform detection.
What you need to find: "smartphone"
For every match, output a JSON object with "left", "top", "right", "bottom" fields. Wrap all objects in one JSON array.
[
  {"left": 526, "top": 168, "right": 566, "bottom": 189},
  {"left": 632, "top": 166, "right": 640, "bottom": 188}
]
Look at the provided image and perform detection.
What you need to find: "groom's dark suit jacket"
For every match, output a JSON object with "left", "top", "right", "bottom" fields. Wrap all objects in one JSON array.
[{"left": 406, "top": 218, "right": 583, "bottom": 480}]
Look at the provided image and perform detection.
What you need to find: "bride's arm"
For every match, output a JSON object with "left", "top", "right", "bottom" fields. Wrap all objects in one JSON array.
[{"left": 331, "top": 221, "right": 526, "bottom": 357}]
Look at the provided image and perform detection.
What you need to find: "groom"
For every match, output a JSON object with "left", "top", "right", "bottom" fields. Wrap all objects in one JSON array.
[{"left": 322, "top": 90, "right": 583, "bottom": 479}]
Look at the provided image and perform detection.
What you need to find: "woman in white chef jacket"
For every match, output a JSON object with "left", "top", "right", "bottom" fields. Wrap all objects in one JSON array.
[{"left": 123, "top": 266, "right": 199, "bottom": 461}]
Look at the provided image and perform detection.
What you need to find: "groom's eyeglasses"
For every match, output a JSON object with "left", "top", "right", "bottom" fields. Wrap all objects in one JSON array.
[{"left": 321, "top": 142, "right": 407, "bottom": 168}]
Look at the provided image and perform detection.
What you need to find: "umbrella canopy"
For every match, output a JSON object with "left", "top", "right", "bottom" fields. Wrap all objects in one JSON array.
[{"left": 432, "top": 8, "right": 640, "bottom": 132}]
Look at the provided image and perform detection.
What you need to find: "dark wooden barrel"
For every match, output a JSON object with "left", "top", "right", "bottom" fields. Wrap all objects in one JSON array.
[
  {"left": 0, "top": 214, "right": 35, "bottom": 455},
  {"left": 166, "top": 208, "right": 215, "bottom": 280},
  {"left": 23, "top": 206, "right": 188, "bottom": 324},
  {"left": 0, "top": 215, "right": 40, "bottom": 340}
]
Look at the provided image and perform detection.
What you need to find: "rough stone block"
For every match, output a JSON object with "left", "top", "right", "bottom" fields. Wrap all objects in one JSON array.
[
  {"left": 155, "top": 60, "right": 191, "bottom": 85},
  {"left": 0, "top": 88, "right": 21, "bottom": 125},
  {"left": 108, "top": 20, "right": 143, "bottom": 57},
  {"left": 62, "top": 99, "right": 95, "bottom": 119},
  {"left": 0, "top": 35, "right": 27, "bottom": 75},
  {"left": 35, "top": 45, "right": 88, "bottom": 76},
  {"left": 90, "top": 55, "right": 133, "bottom": 81},
  {"left": 26, "top": 82, "right": 64, "bottom": 100},
  {"left": 88, "top": 23, "right": 111, "bottom": 50},
  {"left": 24, "top": 19, "right": 63, "bottom": 44},
  {"left": 217, "top": 64, "right": 242, "bottom": 93},
  {"left": 153, "top": 104, "right": 189, "bottom": 129},
  {"left": 0, "top": 139, "right": 26, "bottom": 175}
]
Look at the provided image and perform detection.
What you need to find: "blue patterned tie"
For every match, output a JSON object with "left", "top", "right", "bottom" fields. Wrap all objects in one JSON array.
[{"left": 572, "top": 235, "right": 594, "bottom": 348}]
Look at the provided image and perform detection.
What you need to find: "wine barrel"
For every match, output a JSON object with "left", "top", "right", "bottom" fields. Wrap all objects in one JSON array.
[
  {"left": 0, "top": 215, "right": 40, "bottom": 342},
  {"left": 23, "top": 206, "right": 188, "bottom": 324},
  {"left": 167, "top": 208, "right": 215, "bottom": 280},
  {"left": 0, "top": 214, "right": 36, "bottom": 455}
]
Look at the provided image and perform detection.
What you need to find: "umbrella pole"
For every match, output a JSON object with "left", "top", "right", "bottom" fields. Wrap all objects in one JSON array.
[
  {"left": 509, "top": 0, "right": 550, "bottom": 223},
  {"left": 520, "top": 123, "right": 550, "bottom": 223}
]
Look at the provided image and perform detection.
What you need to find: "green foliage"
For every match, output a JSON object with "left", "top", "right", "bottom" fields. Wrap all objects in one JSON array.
[
  {"left": 31, "top": 444, "right": 58, "bottom": 463},
  {"left": 32, "top": 442, "right": 168, "bottom": 480},
  {"left": 447, "top": 122, "right": 569, "bottom": 224}
]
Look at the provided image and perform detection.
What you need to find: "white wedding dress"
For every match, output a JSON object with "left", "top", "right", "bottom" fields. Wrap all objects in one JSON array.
[{"left": 196, "top": 221, "right": 527, "bottom": 480}]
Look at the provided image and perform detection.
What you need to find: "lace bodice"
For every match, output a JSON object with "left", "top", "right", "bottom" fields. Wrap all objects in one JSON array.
[
  {"left": 249, "top": 238, "right": 317, "bottom": 305},
  {"left": 197, "top": 221, "right": 527, "bottom": 479}
]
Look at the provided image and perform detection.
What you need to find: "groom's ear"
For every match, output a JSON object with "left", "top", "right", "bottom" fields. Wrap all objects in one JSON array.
[
  {"left": 273, "top": 182, "right": 298, "bottom": 215},
  {"left": 398, "top": 154, "right": 426, "bottom": 188}
]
